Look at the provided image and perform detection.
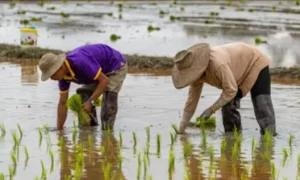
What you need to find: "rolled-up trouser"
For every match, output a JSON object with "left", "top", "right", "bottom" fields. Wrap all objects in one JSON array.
[
  {"left": 222, "top": 66, "right": 276, "bottom": 135},
  {"left": 76, "top": 63, "right": 127, "bottom": 130}
]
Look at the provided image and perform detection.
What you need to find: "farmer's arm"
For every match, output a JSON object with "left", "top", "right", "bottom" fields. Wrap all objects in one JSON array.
[
  {"left": 89, "top": 73, "right": 109, "bottom": 101},
  {"left": 183, "top": 79, "right": 204, "bottom": 118},
  {"left": 57, "top": 92, "right": 69, "bottom": 130},
  {"left": 57, "top": 80, "right": 71, "bottom": 130},
  {"left": 210, "top": 64, "right": 237, "bottom": 112}
]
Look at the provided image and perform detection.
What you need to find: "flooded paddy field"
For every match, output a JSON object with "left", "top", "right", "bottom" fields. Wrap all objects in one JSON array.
[
  {"left": 1, "top": 0, "right": 300, "bottom": 66},
  {"left": 0, "top": 59, "right": 300, "bottom": 180},
  {"left": 1, "top": 0, "right": 300, "bottom": 180}
]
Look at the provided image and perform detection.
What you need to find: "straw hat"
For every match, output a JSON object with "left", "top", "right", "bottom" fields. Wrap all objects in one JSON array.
[
  {"left": 38, "top": 53, "right": 66, "bottom": 81},
  {"left": 171, "top": 43, "right": 211, "bottom": 89}
]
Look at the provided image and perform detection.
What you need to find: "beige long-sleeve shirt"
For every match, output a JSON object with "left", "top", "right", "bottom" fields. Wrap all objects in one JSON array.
[{"left": 184, "top": 42, "right": 270, "bottom": 113}]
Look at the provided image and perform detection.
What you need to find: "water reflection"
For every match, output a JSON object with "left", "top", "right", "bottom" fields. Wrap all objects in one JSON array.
[
  {"left": 0, "top": 58, "right": 39, "bottom": 85},
  {"left": 58, "top": 128, "right": 125, "bottom": 180},
  {"left": 21, "top": 61, "right": 39, "bottom": 85},
  {"left": 179, "top": 132, "right": 274, "bottom": 180}
]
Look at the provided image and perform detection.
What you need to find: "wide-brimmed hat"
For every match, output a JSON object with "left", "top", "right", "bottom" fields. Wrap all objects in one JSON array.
[
  {"left": 38, "top": 53, "right": 66, "bottom": 81},
  {"left": 171, "top": 43, "right": 211, "bottom": 89}
]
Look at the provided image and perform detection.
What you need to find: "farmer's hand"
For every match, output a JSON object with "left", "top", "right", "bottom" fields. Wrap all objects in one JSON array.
[
  {"left": 178, "top": 111, "right": 194, "bottom": 134},
  {"left": 199, "top": 108, "right": 213, "bottom": 120},
  {"left": 83, "top": 100, "right": 92, "bottom": 113}
]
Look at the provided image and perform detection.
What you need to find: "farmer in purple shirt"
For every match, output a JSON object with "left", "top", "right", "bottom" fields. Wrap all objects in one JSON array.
[{"left": 38, "top": 43, "right": 127, "bottom": 131}]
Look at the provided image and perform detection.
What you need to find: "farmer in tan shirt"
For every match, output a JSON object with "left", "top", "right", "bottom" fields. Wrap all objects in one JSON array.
[{"left": 172, "top": 42, "right": 276, "bottom": 135}]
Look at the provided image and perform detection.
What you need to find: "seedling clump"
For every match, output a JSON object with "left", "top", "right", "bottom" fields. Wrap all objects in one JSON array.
[
  {"left": 195, "top": 117, "right": 216, "bottom": 128},
  {"left": 110, "top": 34, "right": 121, "bottom": 42},
  {"left": 147, "top": 25, "right": 160, "bottom": 32},
  {"left": 67, "top": 94, "right": 90, "bottom": 126}
]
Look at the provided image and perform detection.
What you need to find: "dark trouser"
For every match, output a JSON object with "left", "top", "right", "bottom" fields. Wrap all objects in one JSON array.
[{"left": 221, "top": 66, "right": 276, "bottom": 135}]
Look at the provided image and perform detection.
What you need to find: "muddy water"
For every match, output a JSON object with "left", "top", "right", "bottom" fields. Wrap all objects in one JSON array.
[
  {"left": 1, "top": 1, "right": 300, "bottom": 67},
  {"left": 0, "top": 61, "right": 300, "bottom": 180}
]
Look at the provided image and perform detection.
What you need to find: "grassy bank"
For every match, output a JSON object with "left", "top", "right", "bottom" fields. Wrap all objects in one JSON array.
[
  {"left": 1, "top": 43, "right": 300, "bottom": 83},
  {"left": 0, "top": 43, "right": 174, "bottom": 70}
]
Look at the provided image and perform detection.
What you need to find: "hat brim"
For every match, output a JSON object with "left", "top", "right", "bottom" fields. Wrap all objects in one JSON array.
[
  {"left": 41, "top": 54, "right": 66, "bottom": 81},
  {"left": 171, "top": 43, "right": 210, "bottom": 89}
]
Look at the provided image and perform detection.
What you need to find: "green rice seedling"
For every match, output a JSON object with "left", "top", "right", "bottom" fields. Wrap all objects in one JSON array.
[
  {"left": 103, "top": 163, "right": 111, "bottom": 180},
  {"left": 144, "top": 142, "right": 150, "bottom": 158},
  {"left": 168, "top": 149, "right": 175, "bottom": 175},
  {"left": 43, "top": 123, "right": 50, "bottom": 131},
  {"left": 184, "top": 165, "right": 190, "bottom": 180},
  {"left": 209, "top": 145, "right": 214, "bottom": 161},
  {"left": 24, "top": 146, "right": 29, "bottom": 168},
  {"left": 49, "top": 150, "right": 54, "bottom": 173},
  {"left": 118, "top": 153, "right": 122, "bottom": 170},
  {"left": 263, "top": 130, "right": 273, "bottom": 148},
  {"left": 8, "top": 164, "right": 16, "bottom": 178},
  {"left": 137, "top": 152, "right": 141, "bottom": 180},
  {"left": 59, "top": 136, "right": 65, "bottom": 150},
  {"left": 72, "top": 128, "right": 77, "bottom": 143},
  {"left": 100, "top": 145, "right": 105, "bottom": 156},
  {"left": 159, "top": 10, "right": 166, "bottom": 16},
  {"left": 260, "top": 149, "right": 271, "bottom": 161},
  {"left": 110, "top": 34, "right": 121, "bottom": 42},
  {"left": 297, "top": 0, "right": 300, "bottom": 6},
  {"left": 170, "top": 132, "right": 175, "bottom": 148},
  {"left": 143, "top": 153, "right": 148, "bottom": 178},
  {"left": 17, "top": 123, "right": 23, "bottom": 139},
  {"left": 282, "top": 148, "right": 289, "bottom": 166},
  {"left": 232, "top": 142, "right": 239, "bottom": 160},
  {"left": 38, "top": 127, "right": 43, "bottom": 147},
  {"left": 67, "top": 94, "right": 90, "bottom": 126},
  {"left": 41, "top": 160, "right": 47, "bottom": 179},
  {"left": 0, "top": 173, "right": 4, "bottom": 180},
  {"left": 88, "top": 134, "right": 93, "bottom": 147},
  {"left": 195, "top": 117, "right": 216, "bottom": 128},
  {"left": 171, "top": 124, "right": 179, "bottom": 134},
  {"left": 11, "top": 130, "right": 19, "bottom": 147},
  {"left": 60, "top": 12, "right": 70, "bottom": 18},
  {"left": 180, "top": 6, "right": 184, "bottom": 11},
  {"left": 156, "top": 134, "right": 161, "bottom": 157},
  {"left": 10, "top": 151, "right": 17, "bottom": 166},
  {"left": 147, "top": 25, "right": 160, "bottom": 32},
  {"left": 201, "top": 127, "right": 207, "bottom": 148},
  {"left": 254, "top": 37, "right": 266, "bottom": 45},
  {"left": 145, "top": 126, "right": 150, "bottom": 143},
  {"left": 271, "top": 161, "right": 276, "bottom": 180},
  {"left": 0, "top": 123, "right": 5, "bottom": 139},
  {"left": 119, "top": 131, "right": 123, "bottom": 147},
  {"left": 289, "top": 134, "right": 294, "bottom": 148},
  {"left": 47, "top": 6, "right": 56, "bottom": 10},
  {"left": 220, "top": 138, "right": 227, "bottom": 154},
  {"left": 251, "top": 136, "right": 256, "bottom": 157},
  {"left": 226, "top": 0, "right": 232, "bottom": 6},
  {"left": 298, "top": 154, "right": 300, "bottom": 168},
  {"left": 183, "top": 141, "right": 192, "bottom": 158},
  {"left": 73, "top": 120, "right": 77, "bottom": 128},
  {"left": 132, "top": 131, "right": 137, "bottom": 147}
]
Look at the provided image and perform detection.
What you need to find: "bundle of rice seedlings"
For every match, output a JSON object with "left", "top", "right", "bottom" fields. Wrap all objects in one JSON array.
[
  {"left": 67, "top": 94, "right": 90, "bottom": 126},
  {"left": 189, "top": 117, "right": 216, "bottom": 128},
  {"left": 195, "top": 117, "right": 216, "bottom": 128}
]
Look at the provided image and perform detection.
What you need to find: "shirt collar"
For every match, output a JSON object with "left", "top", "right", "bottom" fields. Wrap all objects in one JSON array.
[{"left": 63, "top": 59, "right": 76, "bottom": 80}]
